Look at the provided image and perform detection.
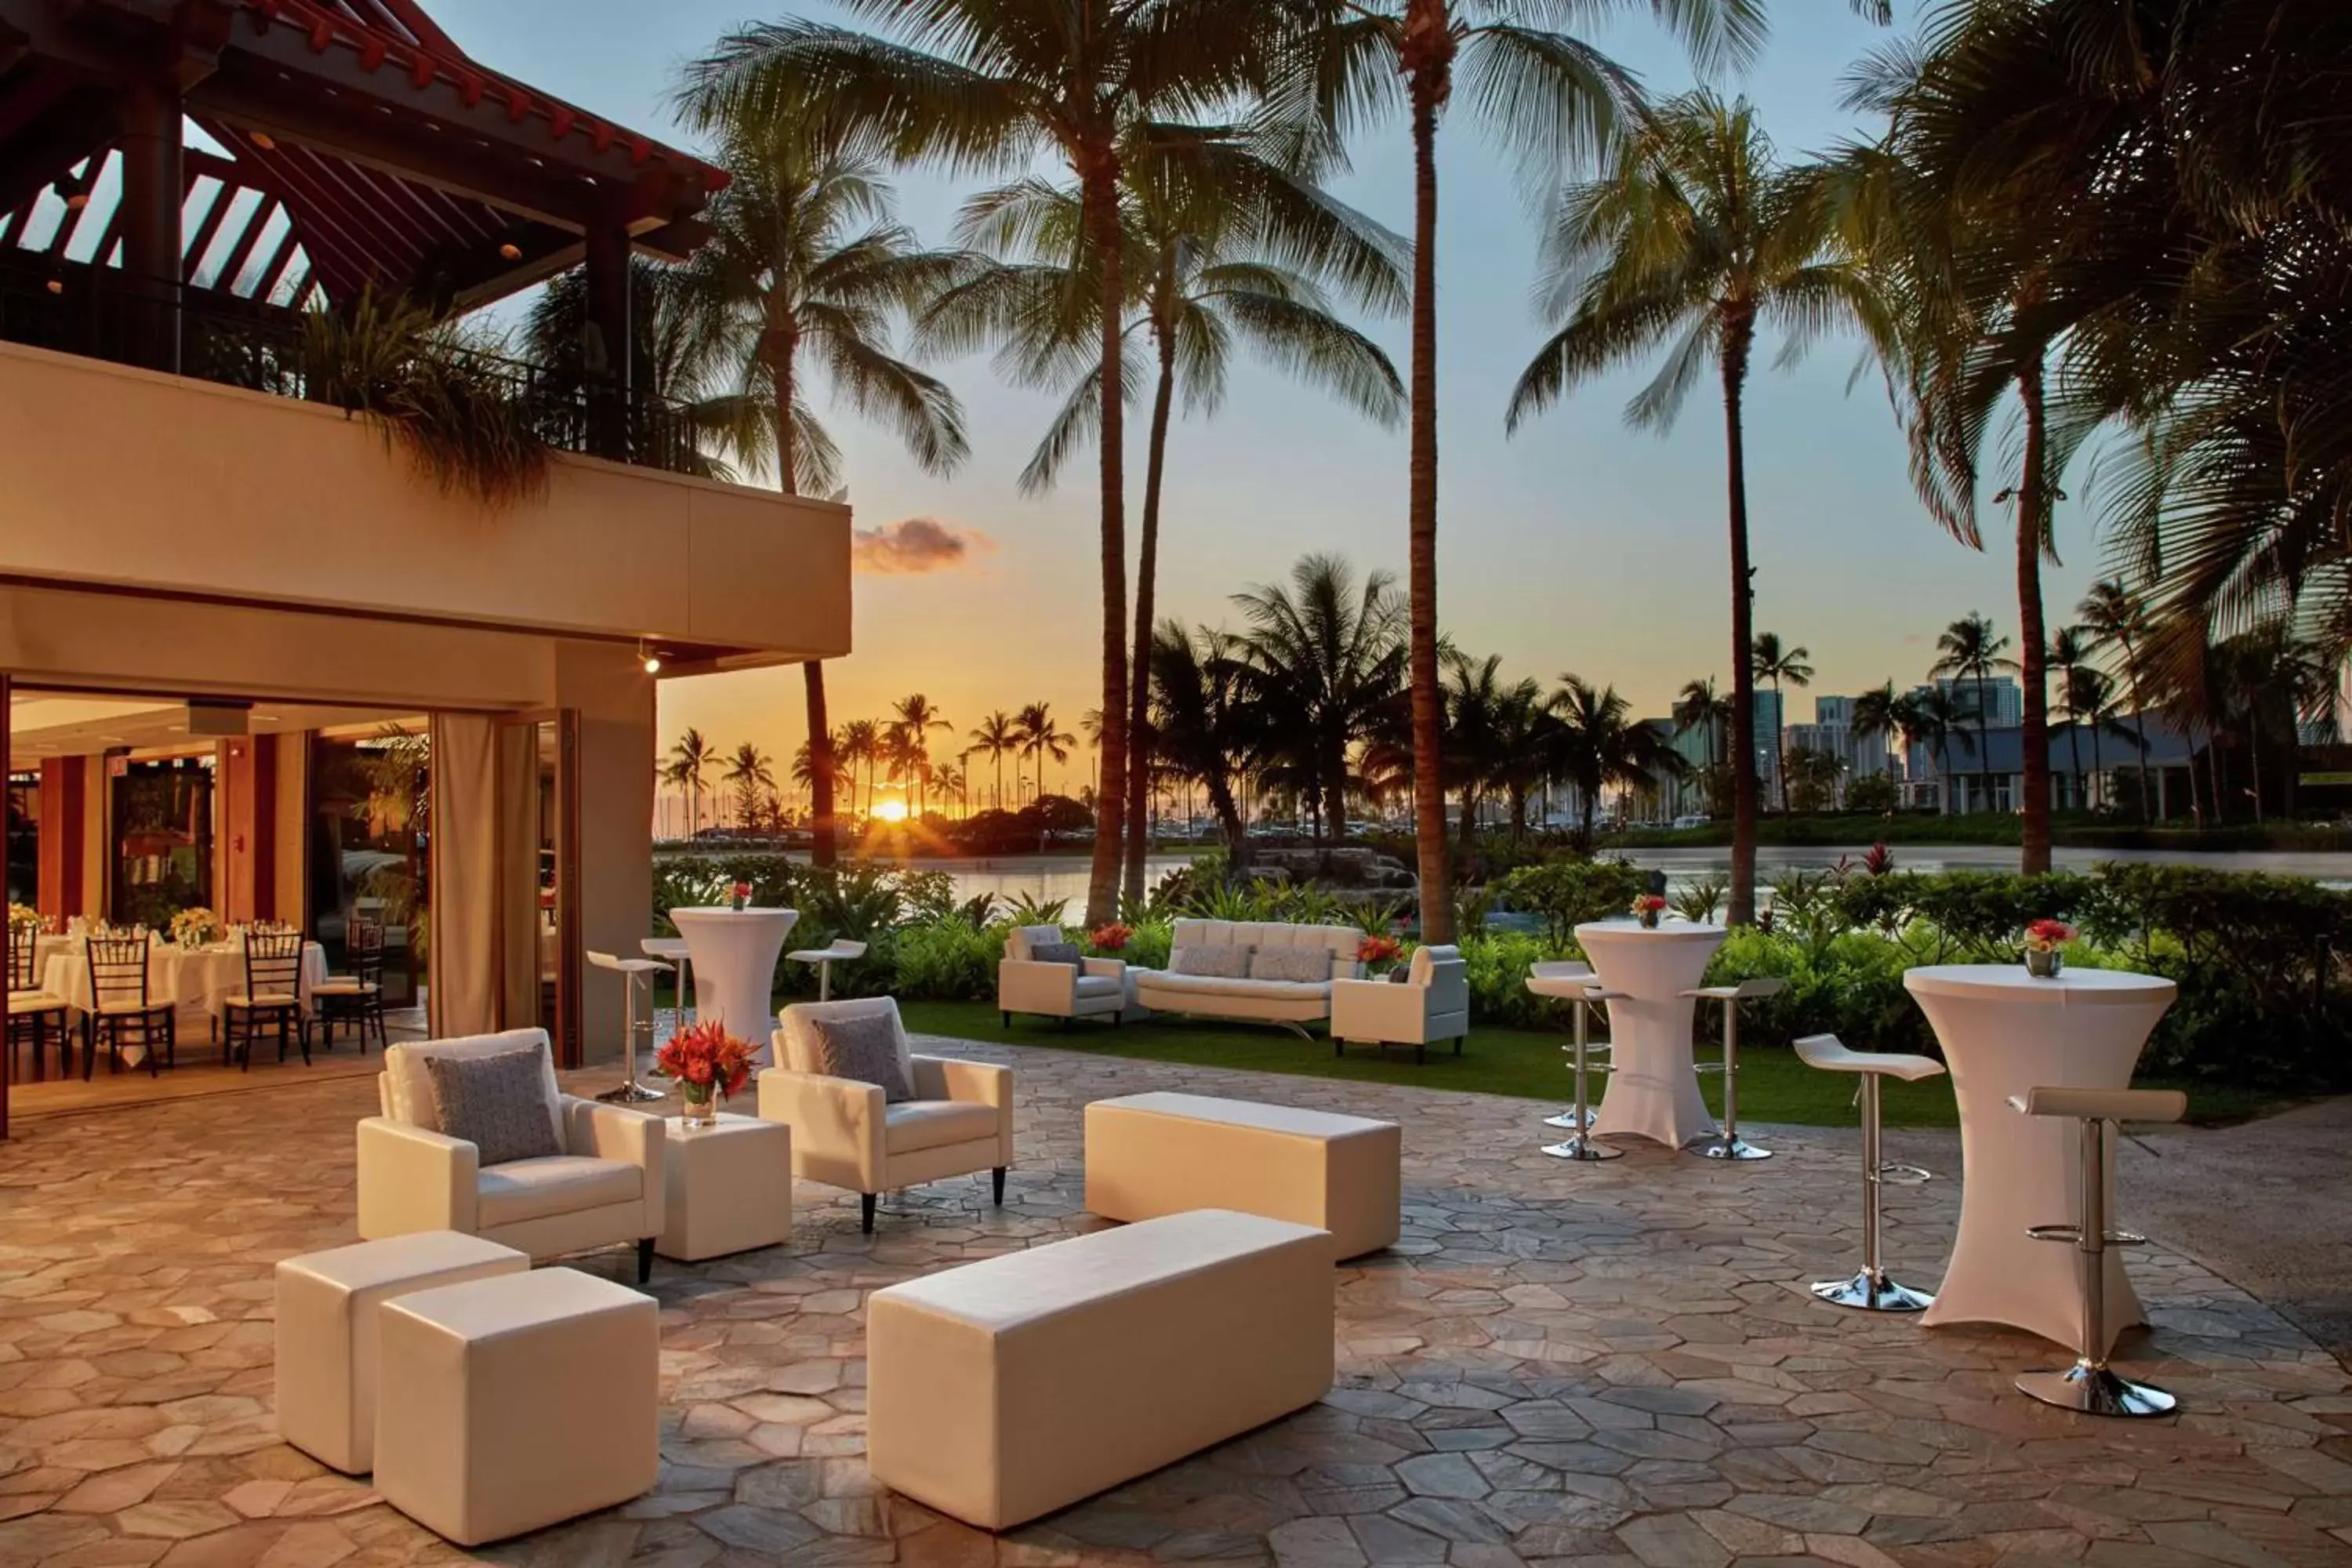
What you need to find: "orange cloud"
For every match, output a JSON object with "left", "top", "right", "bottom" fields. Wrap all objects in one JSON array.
[{"left": 852, "top": 517, "right": 993, "bottom": 575}]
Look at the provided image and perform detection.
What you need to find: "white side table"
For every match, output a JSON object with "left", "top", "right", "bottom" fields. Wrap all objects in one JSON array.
[{"left": 657, "top": 1111, "right": 793, "bottom": 1261}]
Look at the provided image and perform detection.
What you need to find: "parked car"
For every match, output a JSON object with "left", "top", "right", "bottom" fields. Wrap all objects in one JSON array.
[{"left": 1671, "top": 814, "right": 1711, "bottom": 831}]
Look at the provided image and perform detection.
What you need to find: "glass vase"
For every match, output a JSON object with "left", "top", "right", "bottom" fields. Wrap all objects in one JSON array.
[
  {"left": 2024, "top": 947, "right": 2063, "bottom": 979},
  {"left": 681, "top": 1087, "right": 719, "bottom": 1128}
]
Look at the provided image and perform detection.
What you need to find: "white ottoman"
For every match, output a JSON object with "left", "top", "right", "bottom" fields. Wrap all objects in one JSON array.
[
  {"left": 869, "top": 1209, "right": 1334, "bottom": 1530},
  {"left": 657, "top": 1112, "right": 793, "bottom": 1261},
  {"left": 374, "top": 1267, "right": 659, "bottom": 1546},
  {"left": 274, "top": 1231, "right": 528, "bottom": 1474},
  {"left": 1085, "top": 1092, "right": 1403, "bottom": 1258}
]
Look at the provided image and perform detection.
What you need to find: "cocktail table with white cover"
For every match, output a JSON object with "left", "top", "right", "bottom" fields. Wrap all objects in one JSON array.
[
  {"left": 1085, "top": 1091, "right": 1401, "bottom": 1258},
  {"left": 668, "top": 907, "right": 797, "bottom": 1061},
  {"left": 274, "top": 1231, "right": 528, "bottom": 1474},
  {"left": 655, "top": 1111, "right": 793, "bottom": 1261},
  {"left": 373, "top": 1266, "right": 659, "bottom": 1547},
  {"left": 1905, "top": 964, "right": 2177, "bottom": 1352},
  {"left": 1573, "top": 920, "right": 1728, "bottom": 1149},
  {"left": 867, "top": 1208, "right": 1334, "bottom": 1531}
]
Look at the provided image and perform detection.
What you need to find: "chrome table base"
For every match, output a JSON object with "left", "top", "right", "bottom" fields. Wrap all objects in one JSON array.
[
  {"left": 2015, "top": 1361, "right": 2177, "bottom": 1417},
  {"left": 1811, "top": 1268, "right": 1934, "bottom": 1313}
]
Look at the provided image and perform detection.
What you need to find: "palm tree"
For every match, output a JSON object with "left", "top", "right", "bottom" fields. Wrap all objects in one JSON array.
[
  {"left": 664, "top": 728, "right": 720, "bottom": 839},
  {"left": 839, "top": 720, "right": 882, "bottom": 822},
  {"left": 2060, "top": 663, "right": 2146, "bottom": 814},
  {"left": 964, "top": 711, "right": 1019, "bottom": 811},
  {"left": 1751, "top": 633, "right": 1813, "bottom": 812},
  {"left": 2047, "top": 625, "right": 2089, "bottom": 808},
  {"left": 1850, "top": 681, "right": 1910, "bottom": 802},
  {"left": 1908, "top": 683, "right": 1977, "bottom": 814},
  {"left": 684, "top": 0, "right": 1294, "bottom": 928},
  {"left": 927, "top": 144, "right": 1407, "bottom": 908},
  {"left": 1440, "top": 651, "right": 1542, "bottom": 848},
  {"left": 1232, "top": 554, "right": 1407, "bottom": 848},
  {"left": 1505, "top": 92, "right": 1882, "bottom": 924},
  {"left": 1149, "top": 622, "right": 1263, "bottom": 868},
  {"left": 792, "top": 730, "right": 848, "bottom": 816},
  {"left": 931, "top": 760, "right": 967, "bottom": 818},
  {"left": 1290, "top": 0, "right": 1761, "bottom": 942},
  {"left": 722, "top": 742, "right": 777, "bottom": 830},
  {"left": 1930, "top": 612, "right": 2013, "bottom": 814},
  {"left": 2078, "top": 579, "right": 2158, "bottom": 821},
  {"left": 1549, "top": 675, "right": 1682, "bottom": 848},
  {"left": 1014, "top": 704, "right": 1076, "bottom": 804},
  {"left": 891, "top": 695, "right": 953, "bottom": 817},
  {"left": 1671, "top": 677, "right": 1730, "bottom": 815}
]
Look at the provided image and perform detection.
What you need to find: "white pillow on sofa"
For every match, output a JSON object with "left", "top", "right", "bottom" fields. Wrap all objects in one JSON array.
[
  {"left": 1248, "top": 947, "right": 1334, "bottom": 984},
  {"left": 1171, "top": 945, "right": 1253, "bottom": 979}
]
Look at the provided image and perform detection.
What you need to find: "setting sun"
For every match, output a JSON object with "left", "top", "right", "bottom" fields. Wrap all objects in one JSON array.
[{"left": 873, "top": 797, "right": 910, "bottom": 823}]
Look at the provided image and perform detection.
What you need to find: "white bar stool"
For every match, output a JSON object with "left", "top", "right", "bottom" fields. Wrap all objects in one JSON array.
[
  {"left": 1681, "top": 976, "right": 1786, "bottom": 1160},
  {"left": 2009, "top": 1085, "right": 2187, "bottom": 1418},
  {"left": 1527, "top": 963, "right": 1623, "bottom": 1163},
  {"left": 786, "top": 938, "right": 868, "bottom": 1002},
  {"left": 1529, "top": 960, "right": 1598, "bottom": 1131},
  {"left": 587, "top": 949, "right": 670, "bottom": 1104},
  {"left": 640, "top": 937, "right": 692, "bottom": 1033},
  {"left": 1794, "top": 1033, "right": 1945, "bottom": 1312}
]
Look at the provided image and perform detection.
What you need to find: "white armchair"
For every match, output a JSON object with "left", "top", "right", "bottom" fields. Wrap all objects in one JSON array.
[
  {"left": 1330, "top": 945, "right": 1471, "bottom": 1064},
  {"left": 997, "top": 924, "right": 1128, "bottom": 1028},
  {"left": 760, "top": 997, "right": 1013, "bottom": 1232},
  {"left": 357, "top": 1029, "right": 666, "bottom": 1282}
]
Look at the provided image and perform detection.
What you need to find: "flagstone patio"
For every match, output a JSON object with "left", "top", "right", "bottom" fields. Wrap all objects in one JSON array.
[{"left": 0, "top": 1037, "right": 2346, "bottom": 1568}]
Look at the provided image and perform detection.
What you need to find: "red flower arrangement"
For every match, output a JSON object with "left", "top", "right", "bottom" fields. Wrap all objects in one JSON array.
[
  {"left": 2023, "top": 918, "right": 2077, "bottom": 953},
  {"left": 1089, "top": 921, "right": 1134, "bottom": 953},
  {"left": 656, "top": 1019, "right": 757, "bottom": 1120},
  {"left": 1358, "top": 934, "right": 1403, "bottom": 973},
  {"left": 1632, "top": 892, "right": 1668, "bottom": 928},
  {"left": 728, "top": 880, "right": 753, "bottom": 911}
]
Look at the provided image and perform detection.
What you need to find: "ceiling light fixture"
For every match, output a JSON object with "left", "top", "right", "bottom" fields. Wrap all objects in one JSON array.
[
  {"left": 499, "top": 241, "right": 523, "bottom": 260},
  {"left": 251, "top": 130, "right": 277, "bottom": 151},
  {"left": 638, "top": 638, "right": 662, "bottom": 676}
]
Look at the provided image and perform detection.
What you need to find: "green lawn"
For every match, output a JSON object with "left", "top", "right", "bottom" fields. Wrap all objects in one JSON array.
[{"left": 893, "top": 1000, "right": 2280, "bottom": 1129}]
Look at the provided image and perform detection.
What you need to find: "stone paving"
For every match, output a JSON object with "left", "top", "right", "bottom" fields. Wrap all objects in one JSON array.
[{"left": 0, "top": 1037, "right": 2347, "bottom": 1567}]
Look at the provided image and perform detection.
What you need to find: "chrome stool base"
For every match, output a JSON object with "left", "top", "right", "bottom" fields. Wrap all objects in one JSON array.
[
  {"left": 1541, "top": 1135, "right": 1622, "bottom": 1161},
  {"left": 2015, "top": 1361, "right": 2176, "bottom": 1418},
  {"left": 597, "top": 1080, "right": 666, "bottom": 1105},
  {"left": 1542, "top": 1107, "right": 1596, "bottom": 1131},
  {"left": 1694, "top": 1134, "right": 1773, "bottom": 1160},
  {"left": 1811, "top": 1269, "right": 1934, "bottom": 1313}
]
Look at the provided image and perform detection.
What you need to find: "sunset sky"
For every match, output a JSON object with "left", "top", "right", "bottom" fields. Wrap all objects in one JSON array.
[{"left": 437, "top": 0, "right": 2112, "bottom": 786}]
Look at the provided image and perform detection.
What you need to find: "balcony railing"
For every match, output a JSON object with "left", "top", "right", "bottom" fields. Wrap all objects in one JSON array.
[{"left": 0, "top": 267, "right": 709, "bottom": 477}]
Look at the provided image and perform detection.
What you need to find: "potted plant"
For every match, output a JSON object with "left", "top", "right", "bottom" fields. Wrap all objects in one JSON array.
[
  {"left": 1358, "top": 933, "right": 1403, "bottom": 978},
  {"left": 728, "top": 880, "right": 753, "bottom": 913},
  {"left": 169, "top": 906, "right": 222, "bottom": 949},
  {"left": 655, "top": 1019, "right": 758, "bottom": 1128},
  {"left": 2023, "top": 919, "right": 2075, "bottom": 978},
  {"left": 1088, "top": 921, "right": 1133, "bottom": 956},
  {"left": 1631, "top": 893, "right": 1669, "bottom": 930}
]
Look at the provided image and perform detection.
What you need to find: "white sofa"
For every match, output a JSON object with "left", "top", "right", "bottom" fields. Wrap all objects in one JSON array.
[
  {"left": 997, "top": 924, "right": 1128, "bottom": 1026},
  {"left": 761, "top": 997, "right": 1014, "bottom": 1232},
  {"left": 1128, "top": 919, "right": 1363, "bottom": 1032},
  {"left": 356, "top": 1029, "right": 666, "bottom": 1283},
  {"left": 1330, "top": 944, "right": 1470, "bottom": 1063}
]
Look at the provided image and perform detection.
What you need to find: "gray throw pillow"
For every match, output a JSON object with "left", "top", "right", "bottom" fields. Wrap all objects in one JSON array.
[
  {"left": 1250, "top": 946, "right": 1334, "bottom": 984},
  {"left": 423, "top": 1048, "right": 562, "bottom": 1167},
  {"left": 1171, "top": 944, "right": 1253, "bottom": 979},
  {"left": 1028, "top": 940, "right": 1085, "bottom": 970},
  {"left": 806, "top": 1011, "right": 913, "bottom": 1104}
]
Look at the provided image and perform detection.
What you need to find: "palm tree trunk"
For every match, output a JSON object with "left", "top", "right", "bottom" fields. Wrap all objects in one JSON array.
[
  {"left": 1722, "top": 315, "right": 1759, "bottom": 925},
  {"left": 1405, "top": 60, "right": 1453, "bottom": 944},
  {"left": 2016, "top": 359, "right": 2053, "bottom": 873},
  {"left": 1772, "top": 673, "right": 1787, "bottom": 813},
  {"left": 1123, "top": 320, "right": 1177, "bottom": 909},
  {"left": 2122, "top": 633, "right": 2154, "bottom": 819},
  {"left": 2063, "top": 664, "right": 2083, "bottom": 810},
  {"left": 803, "top": 666, "right": 836, "bottom": 868},
  {"left": 2089, "top": 722, "right": 2103, "bottom": 809},
  {"left": 1080, "top": 154, "right": 1128, "bottom": 929}
]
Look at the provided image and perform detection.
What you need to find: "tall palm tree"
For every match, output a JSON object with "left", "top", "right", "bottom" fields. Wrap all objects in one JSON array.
[
  {"left": 964, "top": 711, "right": 1019, "bottom": 811},
  {"left": 927, "top": 143, "right": 1407, "bottom": 907},
  {"left": 2078, "top": 579, "right": 2158, "bottom": 820},
  {"left": 1290, "top": 0, "right": 1762, "bottom": 942},
  {"left": 722, "top": 742, "right": 777, "bottom": 831},
  {"left": 1672, "top": 677, "right": 1730, "bottom": 816},
  {"left": 890, "top": 695, "right": 953, "bottom": 817},
  {"left": 2060, "top": 662, "right": 2143, "bottom": 814},
  {"left": 2047, "top": 624, "right": 2089, "bottom": 808},
  {"left": 1014, "top": 704, "right": 1076, "bottom": 803},
  {"left": 1751, "top": 633, "right": 1813, "bottom": 812},
  {"left": 663, "top": 728, "right": 720, "bottom": 839},
  {"left": 1232, "top": 554, "right": 1407, "bottom": 848},
  {"left": 1505, "top": 92, "right": 1883, "bottom": 924},
  {"left": 1149, "top": 621, "right": 1263, "bottom": 868},
  {"left": 839, "top": 719, "right": 882, "bottom": 822},
  {"left": 1549, "top": 675, "right": 1682, "bottom": 848},
  {"left": 684, "top": 0, "right": 1292, "bottom": 928},
  {"left": 1930, "top": 612, "right": 2013, "bottom": 814},
  {"left": 1907, "top": 682, "right": 1977, "bottom": 814},
  {"left": 1439, "top": 651, "right": 1541, "bottom": 849},
  {"left": 1850, "top": 681, "right": 1910, "bottom": 800}
]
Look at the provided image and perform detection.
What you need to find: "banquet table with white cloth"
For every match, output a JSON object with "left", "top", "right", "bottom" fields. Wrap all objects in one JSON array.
[
  {"left": 669, "top": 907, "right": 797, "bottom": 1062},
  {"left": 1573, "top": 920, "right": 1728, "bottom": 1149},
  {"left": 1904, "top": 964, "right": 2177, "bottom": 1353},
  {"left": 41, "top": 940, "right": 330, "bottom": 1022}
]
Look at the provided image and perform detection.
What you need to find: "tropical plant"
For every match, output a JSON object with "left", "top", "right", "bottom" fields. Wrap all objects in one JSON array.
[
  {"left": 925, "top": 139, "right": 1407, "bottom": 907},
  {"left": 684, "top": 0, "right": 1301, "bottom": 927},
  {"left": 722, "top": 742, "right": 777, "bottom": 829},
  {"left": 1751, "top": 632, "right": 1813, "bottom": 811},
  {"left": 891, "top": 695, "right": 953, "bottom": 816},
  {"left": 1505, "top": 90, "right": 1882, "bottom": 924},
  {"left": 664, "top": 728, "right": 720, "bottom": 838},
  {"left": 1929, "top": 612, "right": 2013, "bottom": 815},
  {"left": 1548, "top": 676, "right": 1682, "bottom": 848},
  {"left": 1149, "top": 622, "right": 1263, "bottom": 868},
  {"left": 2078, "top": 579, "right": 2158, "bottom": 820},
  {"left": 2047, "top": 625, "right": 2089, "bottom": 806},
  {"left": 1440, "top": 651, "right": 1544, "bottom": 848},
  {"left": 964, "top": 710, "right": 1019, "bottom": 811},
  {"left": 1232, "top": 554, "right": 1406, "bottom": 847},
  {"left": 1286, "top": 0, "right": 1763, "bottom": 945},
  {"left": 1014, "top": 704, "right": 1076, "bottom": 804}
]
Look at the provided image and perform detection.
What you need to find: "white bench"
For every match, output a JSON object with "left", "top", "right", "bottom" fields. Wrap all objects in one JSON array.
[
  {"left": 1085, "top": 1091, "right": 1403, "bottom": 1259},
  {"left": 866, "top": 1209, "right": 1334, "bottom": 1530}
]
